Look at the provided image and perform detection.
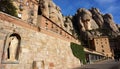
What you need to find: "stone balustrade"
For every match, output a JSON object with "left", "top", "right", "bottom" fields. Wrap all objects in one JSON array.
[{"left": 38, "top": 15, "right": 80, "bottom": 44}]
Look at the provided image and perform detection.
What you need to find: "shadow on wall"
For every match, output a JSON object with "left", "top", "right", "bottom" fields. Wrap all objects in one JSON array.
[{"left": 70, "top": 42, "right": 86, "bottom": 65}]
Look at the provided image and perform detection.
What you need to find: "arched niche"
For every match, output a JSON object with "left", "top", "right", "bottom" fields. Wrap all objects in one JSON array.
[{"left": 2, "top": 33, "right": 21, "bottom": 64}]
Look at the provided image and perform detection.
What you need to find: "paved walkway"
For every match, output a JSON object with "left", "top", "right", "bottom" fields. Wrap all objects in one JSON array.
[{"left": 73, "top": 59, "right": 120, "bottom": 69}]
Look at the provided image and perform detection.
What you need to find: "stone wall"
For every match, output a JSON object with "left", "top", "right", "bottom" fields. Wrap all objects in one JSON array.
[
  {"left": 37, "top": 15, "right": 79, "bottom": 43},
  {"left": 0, "top": 12, "right": 81, "bottom": 69}
]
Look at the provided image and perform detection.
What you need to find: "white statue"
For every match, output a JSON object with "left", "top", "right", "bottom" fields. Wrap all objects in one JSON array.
[{"left": 8, "top": 36, "right": 18, "bottom": 61}]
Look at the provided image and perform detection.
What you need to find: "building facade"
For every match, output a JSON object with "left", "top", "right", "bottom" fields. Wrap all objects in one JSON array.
[
  {"left": 13, "top": 0, "right": 38, "bottom": 25},
  {"left": 91, "top": 36, "right": 113, "bottom": 58}
]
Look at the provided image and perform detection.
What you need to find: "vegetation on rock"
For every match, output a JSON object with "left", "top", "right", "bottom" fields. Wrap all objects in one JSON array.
[
  {"left": 70, "top": 42, "right": 86, "bottom": 64},
  {"left": 0, "top": 0, "right": 17, "bottom": 17}
]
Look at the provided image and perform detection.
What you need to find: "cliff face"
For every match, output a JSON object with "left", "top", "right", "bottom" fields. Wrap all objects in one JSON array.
[
  {"left": 73, "top": 8, "right": 119, "bottom": 38},
  {"left": 39, "top": 0, "right": 119, "bottom": 39},
  {"left": 90, "top": 8, "right": 119, "bottom": 33},
  {"left": 39, "top": 0, "right": 64, "bottom": 27},
  {"left": 63, "top": 16, "right": 74, "bottom": 34},
  {"left": 74, "top": 8, "right": 99, "bottom": 31},
  {"left": 38, "top": 0, "right": 75, "bottom": 35},
  {"left": 103, "top": 14, "right": 119, "bottom": 33},
  {"left": 89, "top": 8, "right": 104, "bottom": 28}
]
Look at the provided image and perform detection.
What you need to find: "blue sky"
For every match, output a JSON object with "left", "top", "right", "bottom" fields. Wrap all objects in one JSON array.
[{"left": 53, "top": 0, "right": 120, "bottom": 24}]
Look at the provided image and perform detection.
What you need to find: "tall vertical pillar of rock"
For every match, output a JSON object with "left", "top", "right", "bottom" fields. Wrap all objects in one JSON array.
[
  {"left": 103, "top": 14, "right": 119, "bottom": 34},
  {"left": 49, "top": 0, "right": 64, "bottom": 27},
  {"left": 89, "top": 8, "right": 104, "bottom": 28},
  {"left": 75, "top": 8, "right": 99, "bottom": 32},
  {"left": 63, "top": 16, "right": 75, "bottom": 35},
  {"left": 13, "top": 0, "right": 38, "bottom": 25},
  {"left": 38, "top": 0, "right": 64, "bottom": 27}
]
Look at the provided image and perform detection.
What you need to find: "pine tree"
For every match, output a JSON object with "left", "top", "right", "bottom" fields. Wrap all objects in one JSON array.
[{"left": 0, "top": 0, "right": 17, "bottom": 17}]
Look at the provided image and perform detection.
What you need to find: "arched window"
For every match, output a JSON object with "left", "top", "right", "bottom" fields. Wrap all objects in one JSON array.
[{"left": 2, "top": 33, "right": 21, "bottom": 64}]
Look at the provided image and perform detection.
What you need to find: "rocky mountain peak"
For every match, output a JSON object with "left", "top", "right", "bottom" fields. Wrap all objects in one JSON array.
[
  {"left": 103, "top": 13, "right": 119, "bottom": 33},
  {"left": 89, "top": 7, "right": 101, "bottom": 14},
  {"left": 73, "top": 7, "right": 120, "bottom": 40},
  {"left": 104, "top": 14, "right": 113, "bottom": 20},
  {"left": 89, "top": 8, "right": 104, "bottom": 28},
  {"left": 38, "top": 0, "right": 120, "bottom": 39},
  {"left": 75, "top": 8, "right": 99, "bottom": 31}
]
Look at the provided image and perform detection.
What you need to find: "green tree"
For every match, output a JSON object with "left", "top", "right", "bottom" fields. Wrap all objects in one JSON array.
[{"left": 0, "top": 0, "right": 17, "bottom": 17}]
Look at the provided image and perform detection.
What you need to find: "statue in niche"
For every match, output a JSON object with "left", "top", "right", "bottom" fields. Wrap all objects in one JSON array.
[
  {"left": 7, "top": 36, "right": 18, "bottom": 61},
  {"left": 2, "top": 33, "right": 21, "bottom": 63}
]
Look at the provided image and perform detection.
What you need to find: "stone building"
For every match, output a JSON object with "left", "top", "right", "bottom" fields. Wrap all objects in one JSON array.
[
  {"left": 90, "top": 36, "right": 113, "bottom": 58},
  {"left": 13, "top": 0, "right": 38, "bottom": 25},
  {"left": 84, "top": 48, "right": 105, "bottom": 64},
  {"left": 83, "top": 36, "right": 113, "bottom": 64}
]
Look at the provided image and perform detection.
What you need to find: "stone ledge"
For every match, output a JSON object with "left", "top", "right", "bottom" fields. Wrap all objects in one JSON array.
[{"left": 1, "top": 60, "right": 19, "bottom": 64}]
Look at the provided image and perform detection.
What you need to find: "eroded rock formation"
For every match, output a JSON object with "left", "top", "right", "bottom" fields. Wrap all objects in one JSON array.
[
  {"left": 63, "top": 16, "right": 74, "bottom": 35},
  {"left": 103, "top": 14, "right": 119, "bottom": 33},
  {"left": 38, "top": 0, "right": 119, "bottom": 39},
  {"left": 89, "top": 8, "right": 104, "bottom": 28},
  {"left": 38, "top": 0, "right": 64, "bottom": 27},
  {"left": 73, "top": 8, "right": 119, "bottom": 38},
  {"left": 75, "top": 8, "right": 99, "bottom": 31},
  {"left": 38, "top": 0, "right": 75, "bottom": 35}
]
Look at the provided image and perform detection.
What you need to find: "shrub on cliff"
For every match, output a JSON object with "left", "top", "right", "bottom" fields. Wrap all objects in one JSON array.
[{"left": 70, "top": 42, "right": 86, "bottom": 64}]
